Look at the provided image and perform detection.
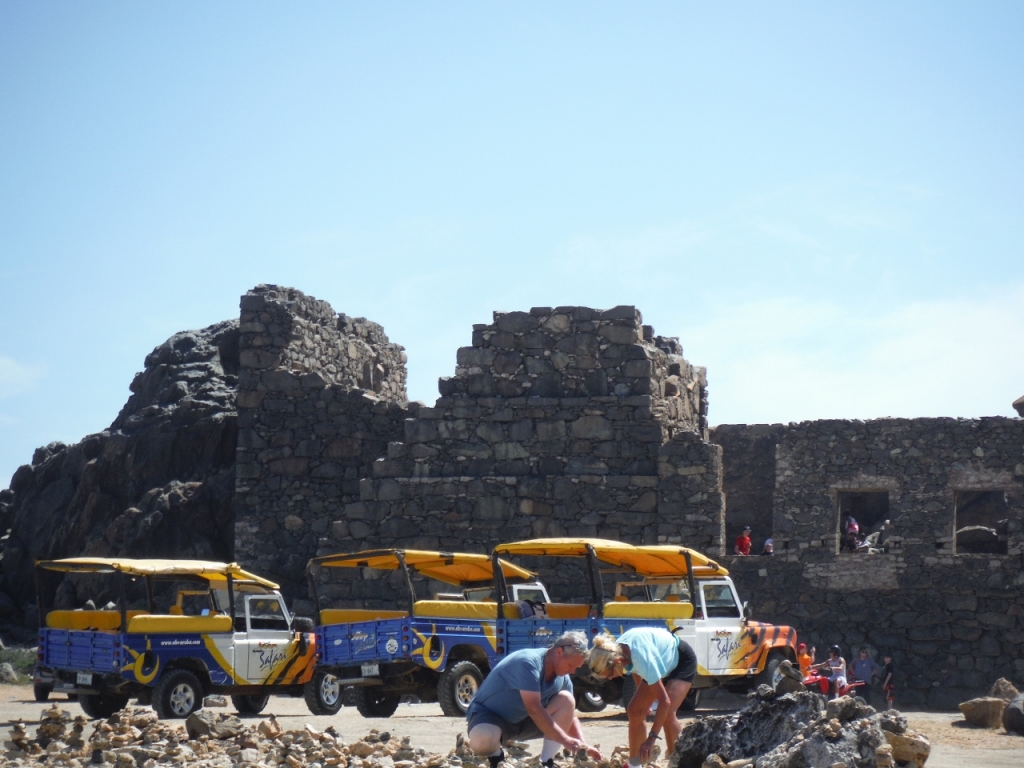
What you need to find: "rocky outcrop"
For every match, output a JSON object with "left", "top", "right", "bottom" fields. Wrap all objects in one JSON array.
[
  {"left": 0, "top": 321, "right": 239, "bottom": 640},
  {"left": 670, "top": 688, "right": 927, "bottom": 768}
]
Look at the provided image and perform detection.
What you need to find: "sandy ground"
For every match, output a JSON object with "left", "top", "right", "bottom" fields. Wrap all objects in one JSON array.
[{"left": 2, "top": 685, "right": 1022, "bottom": 768}]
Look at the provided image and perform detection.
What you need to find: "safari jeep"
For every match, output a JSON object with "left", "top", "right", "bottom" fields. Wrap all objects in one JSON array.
[
  {"left": 35, "top": 558, "right": 316, "bottom": 719},
  {"left": 489, "top": 538, "right": 799, "bottom": 711},
  {"left": 305, "top": 549, "right": 549, "bottom": 718}
]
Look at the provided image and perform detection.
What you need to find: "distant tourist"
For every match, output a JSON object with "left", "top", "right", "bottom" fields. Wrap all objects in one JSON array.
[
  {"left": 811, "top": 645, "right": 847, "bottom": 698},
  {"left": 881, "top": 653, "right": 895, "bottom": 709},
  {"left": 734, "top": 526, "right": 752, "bottom": 556},
  {"left": 850, "top": 648, "right": 881, "bottom": 705},
  {"left": 759, "top": 538, "right": 774, "bottom": 556},
  {"left": 797, "top": 643, "right": 814, "bottom": 676}
]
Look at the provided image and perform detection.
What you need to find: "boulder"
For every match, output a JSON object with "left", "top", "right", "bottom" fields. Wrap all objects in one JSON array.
[
  {"left": 0, "top": 662, "right": 18, "bottom": 683},
  {"left": 672, "top": 690, "right": 912, "bottom": 768},
  {"left": 1004, "top": 693, "right": 1024, "bottom": 736},
  {"left": 958, "top": 697, "right": 1007, "bottom": 728},
  {"left": 883, "top": 730, "right": 931, "bottom": 765},
  {"left": 671, "top": 688, "right": 824, "bottom": 768},
  {"left": 989, "top": 678, "right": 1020, "bottom": 702},
  {"left": 185, "top": 710, "right": 245, "bottom": 739}
]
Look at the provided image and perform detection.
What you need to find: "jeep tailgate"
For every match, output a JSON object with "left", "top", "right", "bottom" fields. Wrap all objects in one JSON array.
[{"left": 39, "top": 628, "right": 120, "bottom": 673}]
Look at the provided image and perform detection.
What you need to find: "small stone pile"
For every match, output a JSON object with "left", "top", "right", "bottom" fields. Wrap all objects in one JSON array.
[
  {"left": 670, "top": 687, "right": 931, "bottom": 768},
  {"left": 4, "top": 706, "right": 627, "bottom": 768}
]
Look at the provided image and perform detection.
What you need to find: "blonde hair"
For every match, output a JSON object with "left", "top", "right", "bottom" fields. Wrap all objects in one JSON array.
[{"left": 587, "top": 632, "right": 622, "bottom": 676}]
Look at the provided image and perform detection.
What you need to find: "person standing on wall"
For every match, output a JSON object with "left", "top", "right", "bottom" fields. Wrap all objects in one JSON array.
[
  {"left": 734, "top": 526, "right": 752, "bottom": 556},
  {"left": 588, "top": 627, "right": 698, "bottom": 768},
  {"left": 465, "top": 631, "right": 602, "bottom": 768}
]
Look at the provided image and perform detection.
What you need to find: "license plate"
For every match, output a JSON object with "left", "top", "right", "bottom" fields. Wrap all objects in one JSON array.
[
  {"left": 360, "top": 663, "right": 379, "bottom": 677},
  {"left": 76, "top": 672, "right": 92, "bottom": 685}
]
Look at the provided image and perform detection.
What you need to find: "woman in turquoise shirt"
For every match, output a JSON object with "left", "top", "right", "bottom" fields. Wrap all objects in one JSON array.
[{"left": 588, "top": 627, "right": 697, "bottom": 767}]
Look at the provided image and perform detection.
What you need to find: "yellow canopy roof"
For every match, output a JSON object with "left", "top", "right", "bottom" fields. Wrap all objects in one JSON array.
[
  {"left": 493, "top": 538, "right": 729, "bottom": 578},
  {"left": 309, "top": 549, "right": 536, "bottom": 586},
  {"left": 35, "top": 558, "right": 279, "bottom": 589}
]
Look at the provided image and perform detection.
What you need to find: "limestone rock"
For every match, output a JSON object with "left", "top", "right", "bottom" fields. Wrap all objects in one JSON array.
[
  {"left": 989, "top": 678, "right": 1020, "bottom": 702},
  {"left": 185, "top": 711, "right": 244, "bottom": 739},
  {"left": 701, "top": 756, "right": 727, "bottom": 768},
  {"left": 958, "top": 697, "right": 1007, "bottom": 728},
  {"left": 0, "top": 662, "right": 18, "bottom": 683},
  {"left": 882, "top": 730, "right": 930, "bottom": 765},
  {"left": 774, "top": 660, "right": 805, "bottom": 694},
  {"left": 1004, "top": 693, "right": 1024, "bottom": 735}
]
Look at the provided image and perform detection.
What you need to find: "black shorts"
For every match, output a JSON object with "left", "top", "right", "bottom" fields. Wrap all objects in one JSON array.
[
  {"left": 466, "top": 706, "right": 543, "bottom": 742},
  {"left": 666, "top": 638, "right": 698, "bottom": 684}
]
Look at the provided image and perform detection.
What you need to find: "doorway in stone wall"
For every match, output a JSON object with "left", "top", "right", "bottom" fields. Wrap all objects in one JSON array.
[
  {"left": 954, "top": 490, "right": 1008, "bottom": 554},
  {"left": 836, "top": 491, "right": 890, "bottom": 552}
]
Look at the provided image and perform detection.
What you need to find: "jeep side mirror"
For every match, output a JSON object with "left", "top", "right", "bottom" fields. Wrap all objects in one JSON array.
[{"left": 742, "top": 602, "right": 752, "bottom": 620}]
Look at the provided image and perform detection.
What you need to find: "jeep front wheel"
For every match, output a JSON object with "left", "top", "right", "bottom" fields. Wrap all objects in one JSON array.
[
  {"left": 754, "top": 651, "right": 787, "bottom": 690},
  {"left": 438, "top": 661, "right": 483, "bottom": 717},
  {"left": 153, "top": 670, "right": 204, "bottom": 719}
]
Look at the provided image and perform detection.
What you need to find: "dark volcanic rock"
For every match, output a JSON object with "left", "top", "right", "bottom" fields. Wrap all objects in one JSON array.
[
  {"left": 1005, "top": 693, "right": 1024, "bottom": 735},
  {"left": 669, "top": 689, "right": 900, "bottom": 768},
  {"left": 0, "top": 321, "right": 239, "bottom": 639},
  {"left": 670, "top": 687, "right": 825, "bottom": 768}
]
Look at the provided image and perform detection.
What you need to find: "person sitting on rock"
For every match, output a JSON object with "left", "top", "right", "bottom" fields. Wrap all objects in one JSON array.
[
  {"left": 465, "top": 631, "right": 601, "bottom": 768},
  {"left": 588, "top": 627, "right": 698, "bottom": 767}
]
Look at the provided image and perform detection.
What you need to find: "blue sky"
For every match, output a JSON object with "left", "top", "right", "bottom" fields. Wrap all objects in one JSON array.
[{"left": 2, "top": 3, "right": 1023, "bottom": 487}]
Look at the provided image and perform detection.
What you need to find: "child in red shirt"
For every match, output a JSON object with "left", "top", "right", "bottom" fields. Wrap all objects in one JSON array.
[{"left": 734, "top": 526, "right": 752, "bottom": 556}]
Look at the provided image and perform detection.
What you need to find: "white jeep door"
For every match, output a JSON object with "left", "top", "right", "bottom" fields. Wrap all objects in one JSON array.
[
  {"left": 234, "top": 594, "right": 294, "bottom": 684},
  {"left": 696, "top": 581, "right": 745, "bottom": 675}
]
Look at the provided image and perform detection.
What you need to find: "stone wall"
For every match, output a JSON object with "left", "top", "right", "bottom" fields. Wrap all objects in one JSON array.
[
  {"left": 307, "top": 306, "right": 718, "bottom": 607},
  {"left": 233, "top": 286, "right": 413, "bottom": 597},
  {"left": 718, "top": 417, "right": 1024, "bottom": 708},
  {"left": 711, "top": 423, "right": 785, "bottom": 551}
]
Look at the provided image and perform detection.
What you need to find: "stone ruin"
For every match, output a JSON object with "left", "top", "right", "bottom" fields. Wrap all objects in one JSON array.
[
  {"left": 232, "top": 287, "right": 720, "bottom": 605},
  {"left": 1, "top": 283, "right": 1023, "bottom": 707}
]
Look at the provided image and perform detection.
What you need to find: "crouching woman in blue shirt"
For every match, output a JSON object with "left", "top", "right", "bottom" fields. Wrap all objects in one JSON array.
[
  {"left": 588, "top": 627, "right": 698, "bottom": 767},
  {"left": 466, "top": 631, "right": 602, "bottom": 768}
]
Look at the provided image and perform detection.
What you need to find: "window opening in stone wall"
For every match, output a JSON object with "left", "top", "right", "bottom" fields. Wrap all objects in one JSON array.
[
  {"left": 836, "top": 491, "right": 890, "bottom": 553},
  {"left": 954, "top": 490, "right": 1008, "bottom": 555}
]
